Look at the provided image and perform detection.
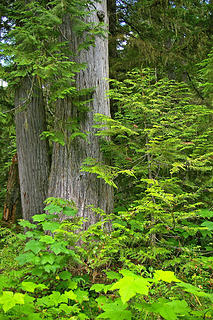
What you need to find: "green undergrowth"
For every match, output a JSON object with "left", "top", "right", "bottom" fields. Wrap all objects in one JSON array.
[
  {"left": 0, "top": 69, "right": 213, "bottom": 319},
  {"left": 0, "top": 198, "right": 212, "bottom": 320}
]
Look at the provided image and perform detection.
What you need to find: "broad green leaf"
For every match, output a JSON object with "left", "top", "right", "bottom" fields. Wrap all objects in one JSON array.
[
  {"left": 21, "top": 281, "right": 47, "bottom": 293},
  {"left": 0, "top": 291, "right": 25, "bottom": 312},
  {"left": 67, "top": 280, "right": 78, "bottom": 290},
  {"left": 97, "top": 299, "right": 132, "bottom": 320},
  {"left": 40, "top": 253, "right": 55, "bottom": 265},
  {"left": 197, "top": 209, "right": 213, "bottom": 218},
  {"left": 90, "top": 284, "right": 106, "bottom": 292},
  {"left": 96, "top": 296, "right": 109, "bottom": 306},
  {"left": 44, "top": 204, "right": 62, "bottom": 214},
  {"left": 70, "top": 131, "right": 87, "bottom": 141},
  {"left": 24, "top": 240, "right": 45, "bottom": 254},
  {"left": 39, "top": 235, "right": 55, "bottom": 244},
  {"left": 154, "top": 270, "right": 181, "bottom": 283},
  {"left": 21, "top": 282, "right": 38, "bottom": 293},
  {"left": 59, "top": 271, "right": 72, "bottom": 280},
  {"left": 0, "top": 291, "right": 15, "bottom": 312},
  {"left": 111, "top": 275, "right": 149, "bottom": 303},
  {"left": 19, "top": 220, "right": 36, "bottom": 229},
  {"left": 63, "top": 207, "right": 78, "bottom": 216},
  {"left": 17, "top": 233, "right": 28, "bottom": 241},
  {"left": 32, "top": 214, "right": 48, "bottom": 222},
  {"left": 16, "top": 252, "right": 35, "bottom": 266},
  {"left": 161, "top": 300, "right": 190, "bottom": 319},
  {"left": 90, "top": 283, "right": 112, "bottom": 293},
  {"left": 64, "top": 290, "right": 77, "bottom": 300},
  {"left": 24, "top": 231, "right": 35, "bottom": 238},
  {"left": 74, "top": 289, "right": 89, "bottom": 303},
  {"left": 36, "top": 284, "right": 48, "bottom": 291},
  {"left": 41, "top": 221, "right": 61, "bottom": 232},
  {"left": 13, "top": 293, "right": 25, "bottom": 304},
  {"left": 59, "top": 303, "right": 80, "bottom": 314},
  {"left": 27, "top": 313, "right": 43, "bottom": 320},
  {"left": 50, "top": 242, "right": 69, "bottom": 255},
  {"left": 201, "top": 221, "right": 213, "bottom": 231},
  {"left": 142, "top": 299, "right": 190, "bottom": 320},
  {"left": 37, "top": 291, "right": 68, "bottom": 307},
  {"left": 77, "top": 313, "right": 89, "bottom": 320},
  {"left": 44, "top": 263, "right": 60, "bottom": 273}
]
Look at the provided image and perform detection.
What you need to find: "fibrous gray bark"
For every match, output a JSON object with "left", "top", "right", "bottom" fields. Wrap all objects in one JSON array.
[
  {"left": 48, "top": 0, "right": 113, "bottom": 228},
  {"left": 15, "top": 77, "right": 49, "bottom": 220}
]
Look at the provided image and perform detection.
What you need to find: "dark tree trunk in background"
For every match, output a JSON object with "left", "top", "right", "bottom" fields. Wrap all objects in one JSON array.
[
  {"left": 15, "top": 77, "right": 50, "bottom": 221},
  {"left": 107, "top": 0, "right": 117, "bottom": 60},
  {"left": 48, "top": 0, "right": 113, "bottom": 228},
  {"left": 3, "top": 153, "right": 22, "bottom": 223},
  {"left": 107, "top": 0, "right": 117, "bottom": 116}
]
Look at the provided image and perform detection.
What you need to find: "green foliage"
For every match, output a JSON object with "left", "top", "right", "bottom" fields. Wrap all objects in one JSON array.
[
  {"left": 94, "top": 269, "right": 212, "bottom": 320},
  {"left": 0, "top": 198, "right": 212, "bottom": 319},
  {"left": 0, "top": 0, "right": 106, "bottom": 160},
  {"left": 198, "top": 47, "right": 213, "bottom": 107},
  {"left": 110, "top": 270, "right": 150, "bottom": 303},
  {"left": 0, "top": 224, "right": 24, "bottom": 271},
  {"left": 84, "top": 70, "right": 213, "bottom": 258},
  {"left": 0, "top": 0, "right": 105, "bottom": 103},
  {"left": 112, "top": 0, "right": 212, "bottom": 81},
  {"left": 0, "top": 291, "right": 25, "bottom": 313},
  {"left": 40, "top": 117, "right": 88, "bottom": 147},
  {"left": 0, "top": 198, "right": 90, "bottom": 319},
  {"left": 80, "top": 69, "right": 213, "bottom": 312},
  {"left": 0, "top": 205, "right": 213, "bottom": 320}
]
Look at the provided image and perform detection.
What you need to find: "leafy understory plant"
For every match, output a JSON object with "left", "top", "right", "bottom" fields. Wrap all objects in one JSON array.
[
  {"left": 81, "top": 68, "right": 213, "bottom": 292},
  {"left": 91, "top": 269, "right": 213, "bottom": 320},
  {"left": 0, "top": 198, "right": 91, "bottom": 320},
  {"left": 0, "top": 198, "right": 212, "bottom": 319}
]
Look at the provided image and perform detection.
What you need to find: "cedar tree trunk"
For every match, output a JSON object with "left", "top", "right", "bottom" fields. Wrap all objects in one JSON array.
[
  {"left": 48, "top": 0, "right": 113, "bottom": 228},
  {"left": 15, "top": 77, "right": 49, "bottom": 220}
]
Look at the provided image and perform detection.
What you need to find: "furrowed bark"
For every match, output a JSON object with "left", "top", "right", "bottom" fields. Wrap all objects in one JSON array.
[
  {"left": 15, "top": 77, "right": 49, "bottom": 221},
  {"left": 48, "top": 0, "right": 113, "bottom": 228}
]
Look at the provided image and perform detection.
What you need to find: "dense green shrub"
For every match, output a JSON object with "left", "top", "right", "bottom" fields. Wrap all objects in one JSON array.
[{"left": 0, "top": 198, "right": 212, "bottom": 319}]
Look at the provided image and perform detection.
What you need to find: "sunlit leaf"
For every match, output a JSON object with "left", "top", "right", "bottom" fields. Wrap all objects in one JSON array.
[
  {"left": 154, "top": 270, "right": 181, "bottom": 283},
  {"left": 111, "top": 275, "right": 150, "bottom": 303}
]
